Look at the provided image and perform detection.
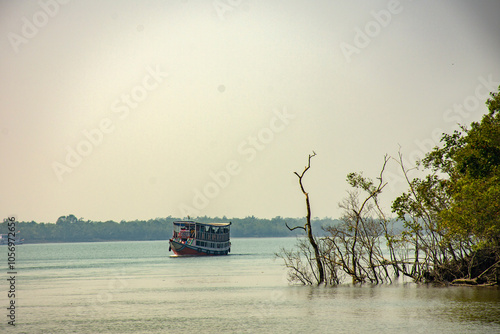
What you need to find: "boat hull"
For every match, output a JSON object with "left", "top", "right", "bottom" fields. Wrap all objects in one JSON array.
[{"left": 169, "top": 239, "right": 229, "bottom": 256}]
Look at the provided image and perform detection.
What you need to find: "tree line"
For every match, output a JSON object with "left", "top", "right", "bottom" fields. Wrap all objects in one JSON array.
[
  {"left": 279, "top": 86, "right": 500, "bottom": 286},
  {"left": 0, "top": 215, "right": 341, "bottom": 243}
]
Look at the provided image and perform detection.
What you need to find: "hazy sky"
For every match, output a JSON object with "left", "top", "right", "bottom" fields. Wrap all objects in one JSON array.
[{"left": 1, "top": 0, "right": 500, "bottom": 223}]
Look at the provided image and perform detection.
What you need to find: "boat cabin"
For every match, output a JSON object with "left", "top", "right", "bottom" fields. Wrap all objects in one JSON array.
[{"left": 169, "top": 221, "right": 231, "bottom": 256}]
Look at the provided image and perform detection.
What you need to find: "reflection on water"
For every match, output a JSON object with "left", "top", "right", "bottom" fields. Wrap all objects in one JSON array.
[{"left": 0, "top": 238, "right": 498, "bottom": 333}]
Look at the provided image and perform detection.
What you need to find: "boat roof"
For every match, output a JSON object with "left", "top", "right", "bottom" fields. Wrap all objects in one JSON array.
[{"left": 173, "top": 221, "right": 231, "bottom": 227}]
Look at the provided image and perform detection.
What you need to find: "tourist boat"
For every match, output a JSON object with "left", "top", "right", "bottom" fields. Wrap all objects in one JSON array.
[
  {"left": 169, "top": 221, "right": 231, "bottom": 256},
  {"left": 0, "top": 234, "right": 23, "bottom": 245}
]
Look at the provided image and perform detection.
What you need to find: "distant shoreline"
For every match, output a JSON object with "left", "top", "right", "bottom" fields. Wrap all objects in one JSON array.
[
  {"left": 0, "top": 235, "right": 301, "bottom": 245},
  {"left": 1, "top": 216, "right": 344, "bottom": 244}
]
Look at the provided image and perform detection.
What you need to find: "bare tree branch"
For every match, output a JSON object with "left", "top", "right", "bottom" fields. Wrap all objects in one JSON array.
[
  {"left": 292, "top": 151, "right": 325, "bottom": 285},
  {"left": 285, "top": 222, "right": 306, "bottom": 231}
]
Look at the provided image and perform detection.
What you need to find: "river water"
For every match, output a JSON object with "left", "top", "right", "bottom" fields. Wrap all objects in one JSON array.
[{"left": 1, "top": 238, "right": 499, "bottom": 333}]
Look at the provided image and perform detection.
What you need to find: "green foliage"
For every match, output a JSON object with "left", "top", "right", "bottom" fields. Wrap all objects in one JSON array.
[
  {"left": 56, "top": 214, "right": 78, "bottom": 225},
  {"left": 392, "top": 174, "right": 450, "bottom": 222},
  {"left": 441, "top": 174, "right": 500, "bottom": 242},
  {"left": 389, "top": 86, "right": 500, "bottom": 284},
  {"left": 346, "top": 172, "right": 374, "bottom": 192},
  {"left": 438, "top": 87, "right": 500, "bottom": 244},
  {"left": 393, "top": 86, "right": 500, "bottom": 249},
  {"left": 456, "top": 92, "right": 500, "bottom": 178}
]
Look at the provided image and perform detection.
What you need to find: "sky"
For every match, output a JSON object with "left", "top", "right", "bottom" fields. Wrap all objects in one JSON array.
[{"left": 1, "top": 0, "right": 500, "bottom": 223}]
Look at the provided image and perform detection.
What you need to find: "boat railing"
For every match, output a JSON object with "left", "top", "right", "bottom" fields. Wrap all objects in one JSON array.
[{"left": 196, "top": 232, "right": 229, "bottom": 242}]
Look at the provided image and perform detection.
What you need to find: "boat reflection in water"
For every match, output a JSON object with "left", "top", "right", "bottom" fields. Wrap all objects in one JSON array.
[{"left": 169, "top": 221, "right": 231, "bottom": 256}]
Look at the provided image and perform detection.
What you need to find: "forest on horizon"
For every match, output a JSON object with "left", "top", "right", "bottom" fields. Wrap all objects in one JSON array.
[{"left": 1, "top": 215, "right": 345, "bottom": 243}]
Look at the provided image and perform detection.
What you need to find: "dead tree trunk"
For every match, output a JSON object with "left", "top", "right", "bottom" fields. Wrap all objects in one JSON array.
[{"left": 286, "top": 152, "right": 325, "bottom": 285}]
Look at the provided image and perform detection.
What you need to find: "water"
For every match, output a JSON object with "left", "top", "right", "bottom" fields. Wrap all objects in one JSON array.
[{"left": 1, "top": 238, "right": 499, "bottom": 333}]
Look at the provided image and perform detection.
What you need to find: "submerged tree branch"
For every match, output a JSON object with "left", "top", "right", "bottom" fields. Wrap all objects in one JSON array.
[{"left": 294, "top": 151, "right": 325, "bottom": 285}]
